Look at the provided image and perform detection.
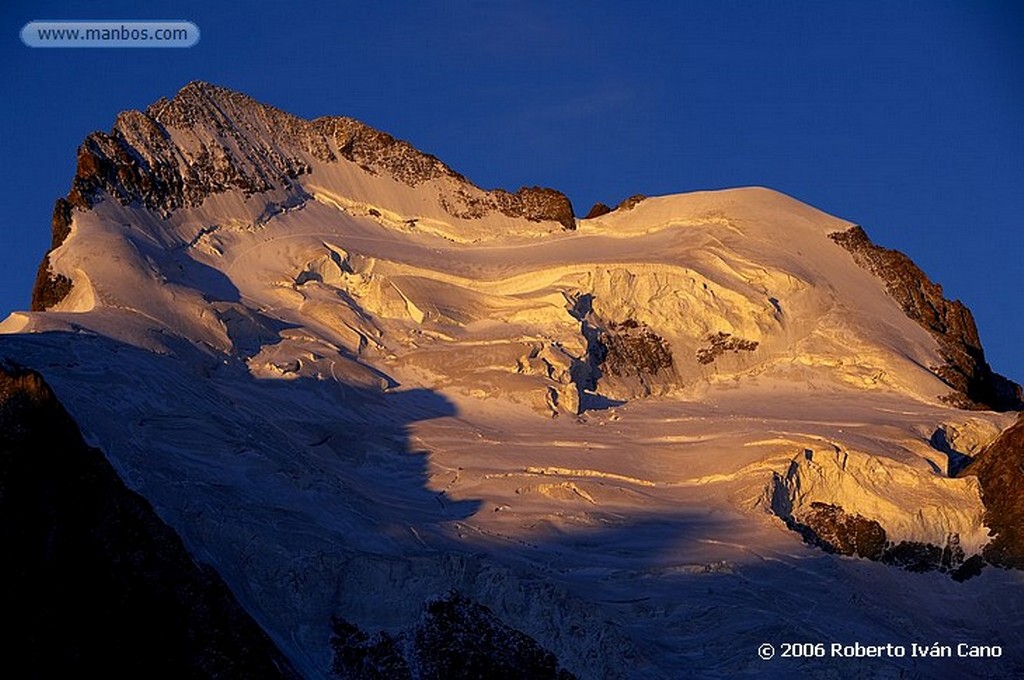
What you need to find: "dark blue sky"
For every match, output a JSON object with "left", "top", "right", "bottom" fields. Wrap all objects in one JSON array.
[{"left": 2, "top": 1, "right": 1022, "bottom": 383}]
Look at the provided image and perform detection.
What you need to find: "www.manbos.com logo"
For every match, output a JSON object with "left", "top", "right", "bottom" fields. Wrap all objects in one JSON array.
[{"left": 21, "top": 21, "right": 199, "bottom": 48}]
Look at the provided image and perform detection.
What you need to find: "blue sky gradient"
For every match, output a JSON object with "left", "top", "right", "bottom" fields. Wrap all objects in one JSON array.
[{"left": 2, "top": 1, "right": 1022, "bottom": 382}]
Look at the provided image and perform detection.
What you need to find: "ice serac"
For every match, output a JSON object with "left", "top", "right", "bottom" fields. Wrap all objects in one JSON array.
[
  {"left": 8, "top": 83, "right": 1024, "bottom": 678},
  {"left": 764, "top": 444, "right": 991, "bottom": 580},
  {"left": 829, "top": 226, "right": 1022, "bottom": 411},
  {"left": 0, "top": 363, "right": 297, "bottom": 678}
]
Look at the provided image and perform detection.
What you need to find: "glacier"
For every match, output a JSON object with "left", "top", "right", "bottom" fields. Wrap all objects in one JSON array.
[{"left": 2, "top": 82, "right": 1023, "bottom": 678}]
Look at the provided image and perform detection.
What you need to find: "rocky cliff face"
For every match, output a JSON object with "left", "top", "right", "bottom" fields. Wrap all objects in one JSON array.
[
  {"left": 30, "top": 199, "right": 74, "bottom": 311},
  {"left": 66, "top": 83, "right": 454, "bottom": 214},
  {"left": 0, "top": 363, "right": 296, "bottom": 678},
  {"left": 67, "top": 82, "right": 574, "bottom": 219},
  {"left": 829, "top": 226, "right": 1022, "bottom": 411},
  {"left": 958, "top": 415, "right": 1024, "bottom": 568}
]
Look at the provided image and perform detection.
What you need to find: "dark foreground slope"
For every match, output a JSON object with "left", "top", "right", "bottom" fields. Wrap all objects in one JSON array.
[{"left": 0, "top": 363, "right": 297, "bottom": 678}]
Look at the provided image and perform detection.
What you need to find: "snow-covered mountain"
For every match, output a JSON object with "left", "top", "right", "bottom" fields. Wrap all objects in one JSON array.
[{"left": 3, "top": 82, "right": 1023, "bottom": 678}]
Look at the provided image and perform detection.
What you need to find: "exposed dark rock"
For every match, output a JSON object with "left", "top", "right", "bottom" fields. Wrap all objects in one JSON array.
[
  {"left": 330, "top": 617, "right": 410, "bottom": 680},
  {"left": 316, "top": 115, "right": 461, "bottom": 188},
  {"left": 494, "top": 186, "right": 576, "bottom": 231},
  {"left": 415, "top": 593, "right": 576, "bottom": 680},
  {"left": 599, "top": 319, "right": 673, "bottom": 379},
  {"left": 0, "top": 363, "right": 297, "bottom": 678},
  {"left": 30, "top": 253, "right": 73, "bottom": 312},
  {"left": 951, "top": 554, "right": 986, "bottom": 582},
  {"left": 958, "top": 414, "right": 1024, "bottom": 569},
  {"left": 50, "top": 198, "right": 73, "bottom": 249},
  {"left": 583, "top": 202, "right": 612, "bottom": 219},
  {"left": 565, "top": 294, "right": 675, "bottom": 399},
  {"left": 30, "top": 199, "right": 77, "bottom": 311},
  {"left": 778, "top": 499, "right": 981, "bottom": 580},
  {"left": 791, "top": 502, "right": 887, "bottom": 560},
  {"left": 695, "top": 332, "right": 758, "bottom": 365},
  {"left": 67, "top": 83, "right": 338, "bottom": 214},
  {"left": 616, "top": 194, "right": 646, "bottom": 211},
  {"left": 829, "top": 226, "right": 1022, "bottom": 411},
  {"left": 330, "top": 591, "right": 576, "bottom": 679},
  {"left": 881, "top": 540, "right": 947, "bottom": 573}
]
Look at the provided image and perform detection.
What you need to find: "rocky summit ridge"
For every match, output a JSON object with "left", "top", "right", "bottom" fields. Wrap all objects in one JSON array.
[{"left": 64, "top": 80, "right": 573, "bottom": 222}]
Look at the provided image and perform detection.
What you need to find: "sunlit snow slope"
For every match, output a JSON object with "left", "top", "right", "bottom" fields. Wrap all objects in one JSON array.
[{"left": 3, "top": 82, "right": 1023, "bottom": 678}]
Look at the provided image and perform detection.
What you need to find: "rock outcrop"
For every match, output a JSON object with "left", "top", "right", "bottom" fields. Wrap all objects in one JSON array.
[
  {"left": 330, "top": 591, "right": 576, "bottom": 679},
  {"left": 568, "top": 293, "right": 675, "bottom": 400},
  {"left": 958, "top": 415, "right": 1024, "bottom": 569},
  {"left": 598, "top": 319, "right": 674, "bottom": 382},
  {"left": 829, "top": 226, "right": 1022, "bottom": 411},
  {"left": 493, "top": 186, "right": 576, "bottom": 231},
  {"left": 786, "top": 502, "right": 982, "bottom": 581},
  {"left": 66, "top": 82, "right": 453, "bottom": 214},
  {"left": 0, "top": 363, "right": 297, "bottom": 677},
  {"left": 615, "top": 194, "right": 646, "bottom": 211},
  {"left": 582, "top": 202, "right": 612, "bottom": 219},
  {"left": 790, "top": 501, "right": 888, "bottom": 560},
  {"left": 30, "top": 199, "right": 75, "bottom": 311},
  {"left": 695, "top": 332, "right": 759, "bottom": 365}
]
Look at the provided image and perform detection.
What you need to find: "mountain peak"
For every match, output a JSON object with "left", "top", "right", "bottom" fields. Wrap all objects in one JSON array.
[
  {"left": 34, "top": 83, "right": 576, "bottom": 314},
  {"left": 28, "top": 84, "right": 1017, "bottom": 413},
  {"left": 9, "top": 83, "right": 1024, "bottom": 679},
  {"left": 63, "top": 82, "right": 573, "bottom": 224}
]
